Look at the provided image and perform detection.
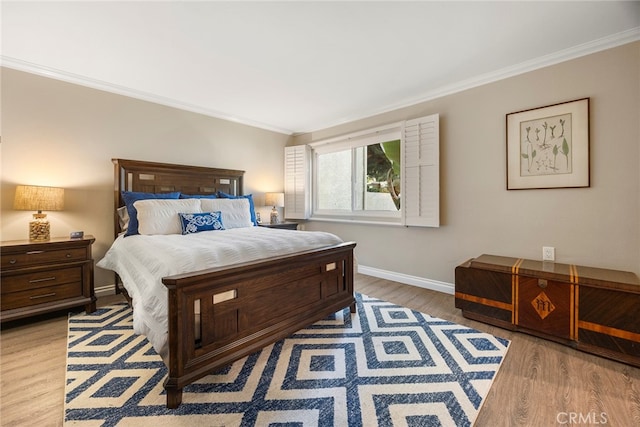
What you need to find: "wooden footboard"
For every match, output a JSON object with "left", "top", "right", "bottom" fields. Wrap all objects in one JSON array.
[{"left": 161, "top": 241, "right": 356, "bottom": 409}]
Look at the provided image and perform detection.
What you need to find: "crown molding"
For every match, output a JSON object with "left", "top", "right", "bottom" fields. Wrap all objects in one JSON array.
[
  {"left": 300, "top": 27, "right": 640, "bottom": 134},
  {"left": 0, "top": 57, "right": 295, "bottom": 136},
  {"left": 2, "top": 27, "right": 638, "bottom": 136}
]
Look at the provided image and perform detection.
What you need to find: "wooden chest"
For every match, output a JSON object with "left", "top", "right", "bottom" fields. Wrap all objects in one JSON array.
[{"left": 455, "top": 254, "right": 640, "bottom": 367}]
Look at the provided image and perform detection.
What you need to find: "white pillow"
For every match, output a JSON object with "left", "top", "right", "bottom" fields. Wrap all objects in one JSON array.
[
  {"left": 134, "top": 199, "right": 202, "bottom": 235},
  {"left": 200, "top": 198, "right": 253, "bottom": 229}
]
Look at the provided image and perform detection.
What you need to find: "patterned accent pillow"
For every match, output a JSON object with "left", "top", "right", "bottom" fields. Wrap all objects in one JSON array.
[{"left": 179, "top": 211, "right": 224, "bottom": 235}]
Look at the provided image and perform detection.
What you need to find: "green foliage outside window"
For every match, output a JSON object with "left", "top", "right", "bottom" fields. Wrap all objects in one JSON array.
[{"left": 366, "top": 139, "right": 401, "bottom": 210}]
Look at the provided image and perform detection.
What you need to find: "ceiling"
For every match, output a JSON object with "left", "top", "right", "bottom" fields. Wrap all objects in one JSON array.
[{"left": 2, "top": 1, "right": 639, "bottom": 135}]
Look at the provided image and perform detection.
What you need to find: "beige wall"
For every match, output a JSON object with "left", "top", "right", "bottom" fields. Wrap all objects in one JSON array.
[
  {"left": 293, "top": 42, "right": 640, "bottom": 281},
  {"left": 1, "top": 68, "right": 291, "bottom": 288},
  {"left": 2, "top": 42, "right": 638, "bottom": 292}
]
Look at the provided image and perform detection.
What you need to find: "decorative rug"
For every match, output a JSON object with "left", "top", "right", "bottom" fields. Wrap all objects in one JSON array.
[{"left": 64, "top": 293, "right": 509, "bottom": 426}]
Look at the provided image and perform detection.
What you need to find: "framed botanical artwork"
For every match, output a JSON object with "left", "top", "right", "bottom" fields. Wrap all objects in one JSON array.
[{"left": 506, "top": 98, "right": 590, "bottom": 190}]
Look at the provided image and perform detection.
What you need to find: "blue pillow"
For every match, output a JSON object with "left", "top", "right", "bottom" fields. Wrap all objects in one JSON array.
[
  {"left": 217, "top": 191, "right": 257, "bottom": 225},
  {"left": 121, "top": 191, "right": 181, "bottom": 236},
  {"left": 179, "top": 212, "right": 224, "bottom": 234},
  {"left": 179, "top": 194, "right": 218, "bottom": 199}
]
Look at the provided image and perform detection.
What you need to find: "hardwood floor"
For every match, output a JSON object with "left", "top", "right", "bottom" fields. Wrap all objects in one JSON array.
[
  {"left": 356, "top": 275, "right": 640, "bottom": 427},
  {"left": 1, "top": 274, "right": 639, "bottom": 426}
]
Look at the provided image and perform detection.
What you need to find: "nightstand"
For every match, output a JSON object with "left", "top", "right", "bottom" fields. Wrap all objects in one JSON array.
[
  {"left": 1, "top": 235, "right": 96, "bottom": 322},
  {"left": 258, "top": 222, "right": 299, "bottom": 230}
]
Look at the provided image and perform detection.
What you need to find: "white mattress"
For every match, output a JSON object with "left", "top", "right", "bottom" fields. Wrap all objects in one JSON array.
[{"left": 96, "top": 226, "right": 344, "bottom": 360}]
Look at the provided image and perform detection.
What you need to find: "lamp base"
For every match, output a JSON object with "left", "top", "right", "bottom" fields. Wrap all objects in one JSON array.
[
  {"left": 29, "top": 213, "right": 50, "bottom": 241},
  {"left": 270, "top": 207, "right": 280, "bottom": 224}
]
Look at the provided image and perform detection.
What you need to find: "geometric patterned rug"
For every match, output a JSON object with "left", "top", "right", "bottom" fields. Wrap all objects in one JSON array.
[{"left": 65, "top": 293, "right": 509, "bottom": 426}]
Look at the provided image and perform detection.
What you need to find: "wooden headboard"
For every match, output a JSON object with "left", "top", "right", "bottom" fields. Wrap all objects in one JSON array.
[{"left": 112, "top": 158, "right": 245, "bottom": 237}]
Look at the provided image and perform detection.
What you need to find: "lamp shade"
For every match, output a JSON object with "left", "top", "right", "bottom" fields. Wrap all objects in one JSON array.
[
  {"left": 265, "top": 192, "right": 284, "bottom": 207},
  {"left": 14, "top": 185, "right": 65, "bottom": 212}
]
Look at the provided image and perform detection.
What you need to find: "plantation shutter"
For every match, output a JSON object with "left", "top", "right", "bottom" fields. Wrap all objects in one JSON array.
[
  {"left": 284, "top": 145, "right": 311, "bottom": 219},
  {"left": 401, "top": 114, "right": 440, "bottom": 227}
]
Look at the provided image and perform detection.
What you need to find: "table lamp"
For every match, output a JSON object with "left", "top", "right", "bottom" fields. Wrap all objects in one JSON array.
[
  {"left": 265, "top": 192, "right": 284, "bottom": 224},
  {"left": 14, "top": 185, "right": 65, "bottom": 241}
]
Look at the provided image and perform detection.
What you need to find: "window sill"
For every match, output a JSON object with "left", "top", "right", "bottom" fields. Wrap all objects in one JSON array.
[{"left": 309, "top": 216, "right": 403, "bottom": 227}]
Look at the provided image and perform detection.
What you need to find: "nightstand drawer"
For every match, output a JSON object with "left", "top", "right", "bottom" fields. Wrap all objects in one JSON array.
[
  {"left": 1, "top": 267, "right": 83, "bottom": 294},
  {"left": 1, "top": 247, "right": 87, "bottom": 269},
  {"left": 1, "top": 235, "right": 96, "bottom": 322},
  {"left": 1, "top": 281, "right": 83, "bottom": 311}
]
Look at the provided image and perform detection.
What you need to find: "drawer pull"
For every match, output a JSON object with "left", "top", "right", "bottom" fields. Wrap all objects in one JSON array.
[
  {"left": 66, "top": 253, "right": 72, "bottom": 258},
  {"left": 26, "top": 250, "right": 45, "bottom": 255},
  {"left": 29, "top": 276, "right": 57, "bottom": 284},
  {"left": 9, "top": 259, "right": 17, "bottom": 264},
  {"left": 538, "top": 279, "right": 548, "bottom": 289},
  {"left": 30, "top": 293, "right": 56, "bottom": 300}
]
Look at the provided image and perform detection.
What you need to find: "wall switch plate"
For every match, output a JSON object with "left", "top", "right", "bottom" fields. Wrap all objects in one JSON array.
[{"left": 542, "top": 246, "right": 555, "bottom": 262}]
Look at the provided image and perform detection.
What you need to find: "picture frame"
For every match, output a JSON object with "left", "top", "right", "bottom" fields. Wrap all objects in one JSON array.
[{"left": 506, "top": 98, "right": 590, "bottom": 190}]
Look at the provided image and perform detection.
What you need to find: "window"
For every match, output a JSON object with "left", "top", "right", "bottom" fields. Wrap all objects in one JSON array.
[
  {"left": 314, "top": 130, "right": 402, "bottom": 221},
  {"left": 284, "top": 114, "right": 439, "bottom": 227}
]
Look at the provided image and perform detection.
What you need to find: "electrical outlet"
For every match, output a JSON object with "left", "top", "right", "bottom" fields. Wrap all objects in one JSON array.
[{"left": 542, "top": 246, "right": 555, "bottom": 262}]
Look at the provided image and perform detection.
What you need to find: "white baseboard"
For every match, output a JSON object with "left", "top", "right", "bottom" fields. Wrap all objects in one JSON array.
[
  {"left": 95, "top": 268, "right": 455, "bottom": 299},
  {"left": 357, "top": 265, "right": 455, "bottom": 295},
  {"left": 95, "top": 284, "right": 116, "bottom": 298}
]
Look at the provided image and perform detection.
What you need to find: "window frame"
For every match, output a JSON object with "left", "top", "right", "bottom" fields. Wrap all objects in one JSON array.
[
  {"left": 310, "top": 123, "right": 403, "bottom": 224},
  {"left": 284, "top": 113, "right": 439, "bottom": 227}
]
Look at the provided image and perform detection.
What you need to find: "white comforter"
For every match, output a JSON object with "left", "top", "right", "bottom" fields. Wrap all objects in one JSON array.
[{"left": 96, "top": 227, "right": 343, "bottom": 360}]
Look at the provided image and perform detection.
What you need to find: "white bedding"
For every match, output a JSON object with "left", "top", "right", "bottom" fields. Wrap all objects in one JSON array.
[{"left": 96, "top": 226, "right": 344, "bottom": 360}]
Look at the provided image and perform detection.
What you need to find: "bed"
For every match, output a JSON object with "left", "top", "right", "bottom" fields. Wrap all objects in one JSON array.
[{"left": 98, "top": 158, "right": 356, "bottom": 408}]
